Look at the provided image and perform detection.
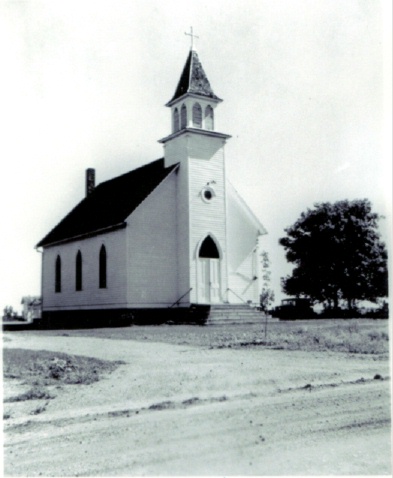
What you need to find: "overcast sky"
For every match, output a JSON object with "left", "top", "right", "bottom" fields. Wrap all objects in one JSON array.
[{"left": 1, "top": 0, "right": 391, "bottom": 311}]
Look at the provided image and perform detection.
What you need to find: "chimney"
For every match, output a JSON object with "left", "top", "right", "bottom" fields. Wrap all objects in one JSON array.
[{"left": 86, "top": 168, "right": 95, "bottom": 197}]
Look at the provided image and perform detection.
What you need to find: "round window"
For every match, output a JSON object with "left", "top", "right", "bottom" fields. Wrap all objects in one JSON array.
[
  {"left": 204, "top": 190, "right": 213, "bottom": 200},
  {"left": 201, "top": 186, "right": 215, "bottom": 203}
]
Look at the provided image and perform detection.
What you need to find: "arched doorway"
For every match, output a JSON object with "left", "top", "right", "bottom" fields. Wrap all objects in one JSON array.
[{"left": 197, "top": 236, "right": 221, "bottom": 304}]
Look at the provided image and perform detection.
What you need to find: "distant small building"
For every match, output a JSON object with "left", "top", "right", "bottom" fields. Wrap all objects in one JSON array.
[{"left": 21, "top": 296, "right": 42, "bottom": 321}]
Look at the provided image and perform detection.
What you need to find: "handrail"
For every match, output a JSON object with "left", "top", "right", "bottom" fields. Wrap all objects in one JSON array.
[
  {"left": 169, "top": 288, "right": 193, "bottom": 308},
  {"left": 226, "top": 288, "right": 249, "bottom": 305}
]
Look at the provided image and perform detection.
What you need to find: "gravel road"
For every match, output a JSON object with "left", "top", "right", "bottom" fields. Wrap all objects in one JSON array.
[{"left": 3, "top": 331, "right": 391, "bottom": 476}]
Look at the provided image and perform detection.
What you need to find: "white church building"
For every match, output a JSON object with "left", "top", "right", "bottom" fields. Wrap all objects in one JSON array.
[{"left": 37, "top": 47, "right": 267, "bottom": 324}]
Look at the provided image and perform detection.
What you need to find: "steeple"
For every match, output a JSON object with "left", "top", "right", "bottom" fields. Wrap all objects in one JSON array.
[
  {"left": 166, "top": 50, "right": 222, "bottom": 107},
  {"left": 160, "top": 47, "right": 229, "bottom": 144},
  {"left": 159, "top": 44, "right": 231, "bottom": 169}
]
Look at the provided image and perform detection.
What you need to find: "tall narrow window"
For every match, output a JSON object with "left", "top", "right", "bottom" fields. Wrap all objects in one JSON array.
[
  {"left": 55, "top": 255, "right": 61, "bottom": 293},
  {"left": 76, "top": 250, "right": 82, "bottom": 291},
  {"left": 173, "top": 108, "right": 179, "bottom": 133},
  {"left": 180, "top": 104, "right": 187, "bottom": 129},
  {"left": 99, "top": 245, "right": 107, "bottom": 289},
  {"left": 192, "top": 103, "right": 202, "bottom": 128},
  {"left": 205, "top": 105, "right": 214, "bottom": 130}
]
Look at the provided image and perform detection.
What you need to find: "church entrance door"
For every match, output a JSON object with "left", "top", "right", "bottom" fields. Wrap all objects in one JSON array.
[
  {"left": 197, "top": 236, "right": 221, "bottom": 304},
  {"left": 198, "top": 258, "right": 221, "bottom": 303}
]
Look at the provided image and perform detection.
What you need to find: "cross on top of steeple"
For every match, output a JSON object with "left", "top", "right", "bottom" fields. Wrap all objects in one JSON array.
[{"left": 185, "top": 26, "right": 199, "bottom": 50}]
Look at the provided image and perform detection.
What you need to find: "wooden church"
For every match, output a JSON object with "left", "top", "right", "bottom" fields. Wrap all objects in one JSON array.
[{"left": 37, "top": 46, "right": 267, "bottom": 325}]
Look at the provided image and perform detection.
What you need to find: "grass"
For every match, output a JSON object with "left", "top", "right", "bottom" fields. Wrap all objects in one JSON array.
[
  {"left": 30, "top": 404, "right": 48, "bottom": 415},
  {"left": 240, "top": 323, "right": 389, "bottom": 354},
  {"left": 3, "top": 348, "right": 125, "bottom": 407},
  {"left": 4, "top": 387, "right": 54, "bottom": 403},
  {"left": 3, "top": 349, "right": 125, "bottom": 414},
  {"left": 27, "top": 318, "right": 390, "bottom": 355}
]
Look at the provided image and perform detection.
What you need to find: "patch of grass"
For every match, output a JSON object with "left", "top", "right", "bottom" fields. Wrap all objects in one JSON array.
[
  {"left": 190, "top": 321, "right": 389, "bottom": 354},
  {"left": 3, "top": 348, "right": 125, "bottom": 387},
  {"left": 245, "top": 322, "right": 389, "bottom": 354},
  {"left": 148, "top": 400, "right": 176, "bottom": 411},
  {"left": 182, "top": 397, "right": 201, "bottom": 406},
  {"left": 4, "top": 387, "right": 54, "bottom": 403},
  {"left": 30, "top": 403, "right": 48, "bottom": 415},
  {"left": 19, "top": 319, "right": 389, "bottom": 354}
]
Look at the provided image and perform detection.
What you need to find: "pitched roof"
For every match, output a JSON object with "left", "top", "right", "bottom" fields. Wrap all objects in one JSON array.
[
  {"left": 37, "top": 159, "right": 178, "bottom": 248},
  {"left": 168, "top": 50, "right": 221, "bottom": 104}
]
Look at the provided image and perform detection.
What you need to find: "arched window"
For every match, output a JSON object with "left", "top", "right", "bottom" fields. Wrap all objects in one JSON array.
[
  {"left": 173, "top": 108, "right": 179, "bottom": 133},
  {"left": 76, "top": 250, "right": 82, "bottom": 291},
  {"left": 180, "top": 104, "right": 187, "bottom": 129},
  {"left": 205, "top": 105, "right": 214, "bottom": 130},
  {"left": 199, "top": 236, "right": 220, "bottom": 259},
  {"left": 55, "top": 255, "right": 61, "bottom": 293},
  {"left": 99, "top": 245, "right": 107, "bottom": 289},
  {"left": 192, "top": 103, "right": 202, "bottom": 128}
]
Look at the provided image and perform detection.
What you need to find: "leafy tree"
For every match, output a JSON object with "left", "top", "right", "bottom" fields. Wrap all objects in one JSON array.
[
  {"left": 3, "top": 306, "right": 17, "bottom": 320},
  {"left": 279, "top": 199, "right": 388, "bottom": 310},
  {"left": 260, "top": 288, "right": 275, "bottom": 312}
]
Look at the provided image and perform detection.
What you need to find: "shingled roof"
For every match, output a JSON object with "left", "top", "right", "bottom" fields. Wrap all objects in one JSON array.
[
  {"left": 168, "top": 50, "right": 221, "bottom": 105},
  {"left": 37, "top": 159, "right": 178, "bottom": 248}
]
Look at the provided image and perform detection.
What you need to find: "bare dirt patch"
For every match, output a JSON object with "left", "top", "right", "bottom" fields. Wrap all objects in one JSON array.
[{"left": 3, "top": 320, "right": 391, "bottom": 476}]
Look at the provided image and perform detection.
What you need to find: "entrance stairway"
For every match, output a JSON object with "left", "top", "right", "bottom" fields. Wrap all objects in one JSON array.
[
  {"left": 128, "top": 304, "right": 278, "bottom": 326},
  {"left": 205, "top": 304, "right": 277, "bottom": 325}
]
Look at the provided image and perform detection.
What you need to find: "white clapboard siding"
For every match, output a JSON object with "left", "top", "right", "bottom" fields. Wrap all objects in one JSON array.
[
  {"left": 126, "top": 169, "right": 179, "bottom": 307},
  {"left": 226, "top": 180, "right": 266, "bottom": 304},
  {"left": 188, "top": 134, "right": 228, "bottom": 302},
  {"left": 227, "top": 250, "right": 259, "bottom": 304},
  {"left": 164, "top": 134, "right": 192, "bottom": 304},
  {"left": 175, "top": 160, "right": 192, "bottom": 304},
  {"left": 42, "top": 228, "right": 128, "bottom": 311}
]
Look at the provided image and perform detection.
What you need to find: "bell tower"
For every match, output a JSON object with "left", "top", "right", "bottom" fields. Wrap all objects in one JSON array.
[
  {"left": 160, "top": 48, "right": 230, "bottom": 167},
  {"left": 159, "top": 41, "right": 231, "bottom": 305}
]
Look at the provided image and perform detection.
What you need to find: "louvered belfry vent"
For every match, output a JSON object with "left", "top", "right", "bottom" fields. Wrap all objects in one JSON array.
[{"left": 86, "top": 168, "right": 95, "bottom": 197}]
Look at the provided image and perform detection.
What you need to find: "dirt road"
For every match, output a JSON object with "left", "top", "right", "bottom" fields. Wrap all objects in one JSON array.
[{"left": 3, "top": 332, "right": 391, "bottom": 476}]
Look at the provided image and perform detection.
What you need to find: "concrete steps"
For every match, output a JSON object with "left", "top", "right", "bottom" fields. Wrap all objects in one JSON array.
[{"left": 206, "top": 305, "right": 278, "bottom": 325}]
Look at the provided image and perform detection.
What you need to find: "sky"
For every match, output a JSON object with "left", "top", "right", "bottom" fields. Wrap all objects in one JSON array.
[{"left": 1, "top": 0, "right": 391, "bottom": 312}]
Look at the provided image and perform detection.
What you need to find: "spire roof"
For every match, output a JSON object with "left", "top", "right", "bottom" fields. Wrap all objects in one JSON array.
[{"left": 167, "top": 50, "right": 221, "bottom": 105}]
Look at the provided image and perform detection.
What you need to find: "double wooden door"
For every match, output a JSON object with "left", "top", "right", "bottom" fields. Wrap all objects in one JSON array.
[{"left": 198, "top": 258, "right": 220, "bottom": 304}]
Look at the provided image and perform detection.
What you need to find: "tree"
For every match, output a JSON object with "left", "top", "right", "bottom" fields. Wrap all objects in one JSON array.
[
  {"left": 3, "top": 306, "right": 17, "bottom": 321},
  {"left": 259, "top": 251, "right": 275, "bottom": 312},
  {"left": 279, "top": 199, "right": 388, "bottom": 310}
]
